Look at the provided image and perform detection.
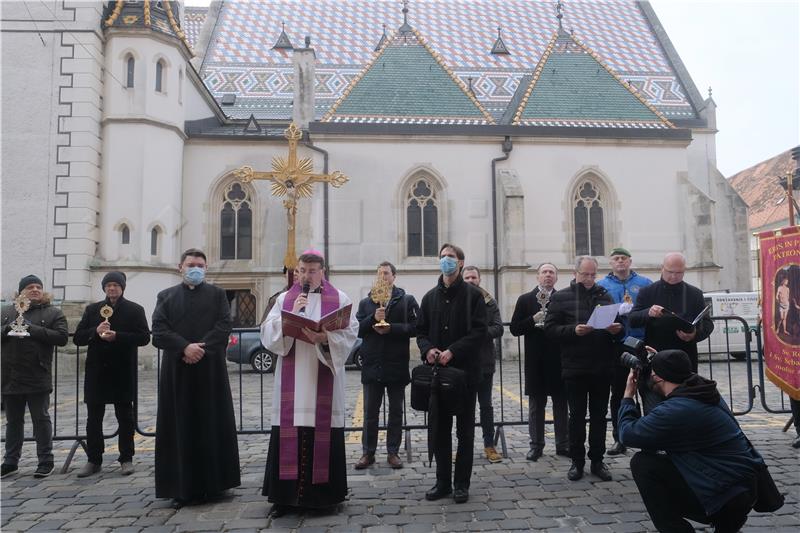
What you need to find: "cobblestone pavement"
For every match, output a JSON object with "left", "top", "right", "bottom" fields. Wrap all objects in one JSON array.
[{"left": 1, "top": 357, "right": 798, "bottom": 532}]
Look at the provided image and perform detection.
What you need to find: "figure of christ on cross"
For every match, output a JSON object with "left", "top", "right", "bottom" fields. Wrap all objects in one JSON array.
[{"left": 231, "top": 122, "right": 348, "bottom": 283}]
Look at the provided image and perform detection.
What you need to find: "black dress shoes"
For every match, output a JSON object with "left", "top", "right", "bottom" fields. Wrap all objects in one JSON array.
[
  {"left": 526, "top": 448, "right": 543, "bottom": 461},
  {"left": 555, "top": 448, "right": 571, "bottom": 457},
  {"left": 268, "top": 503, "right": 289, "bottom": 517},
  {"left": 425, "top": 483, "right": 452, "bottom": 501},
  {"left": 607, "top": 441, "right": 627, "bottom": 456},
  {"left": 567, "top": 461, "right": 584, "bottom": 481},
  {"left": 591, "top": 461, "right": 613, "bottom": 481},
  {"left": 453, "top": 487, "right": 469, "bottom": 503}
]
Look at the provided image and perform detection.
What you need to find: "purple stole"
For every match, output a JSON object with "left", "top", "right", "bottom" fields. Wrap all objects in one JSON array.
[{"left": 279, "top": 280, "right": 340, "bottom": 485}]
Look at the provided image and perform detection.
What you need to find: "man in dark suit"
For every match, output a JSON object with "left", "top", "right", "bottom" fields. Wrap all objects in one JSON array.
[
  {"left": 629, "top": 252, "right": 714, "bottom": 372},
  {"left": 73, "top": 271, "right": 150, "bottom": 477},
  {"left": 510, "top": 263, "right": 569, "bottom": 461}
]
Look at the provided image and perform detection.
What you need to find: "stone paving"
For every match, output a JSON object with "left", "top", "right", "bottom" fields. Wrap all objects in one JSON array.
[{"left": 1, "top": 359, "right": 798, "bottom": 532}]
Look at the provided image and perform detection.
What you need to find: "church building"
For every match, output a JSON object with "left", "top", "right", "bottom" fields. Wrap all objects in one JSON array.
[{"left": 1, "top": 0, "right": 750, "bottom": 327}]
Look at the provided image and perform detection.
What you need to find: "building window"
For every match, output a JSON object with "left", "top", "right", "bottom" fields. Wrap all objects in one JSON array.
[
  {"left": 573, "top": 181, "right": 605, "bottom": 256},
  {"left": 406, "top": 178, "right": 439, "bottom": 257},
  {"left": 155, "top": 60, "right": 164, "bottom": 92},
  {"left": 120, "top": 224, "right": 130, "bottom": 244},
  {"left": 150, "top": 227, "right": 160, "bottom": 256},
  {"left": 220, "top": 182, "right": 252, "bottom": 260},
  {"left": 126, "top": 56, "right": 135, "bottom": 88}
]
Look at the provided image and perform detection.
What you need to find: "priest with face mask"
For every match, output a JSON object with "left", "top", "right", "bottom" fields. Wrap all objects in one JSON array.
[
  {"left": 259, "top": 250, "right": 358, "bottom": 517},
  {"left": 151, "top": 248, "right": 240, "bottom": 508}
]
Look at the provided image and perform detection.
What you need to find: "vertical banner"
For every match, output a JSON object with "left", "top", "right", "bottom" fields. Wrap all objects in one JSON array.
[{"left": 759, "top": 226, "right": 800, "bottom": 400}]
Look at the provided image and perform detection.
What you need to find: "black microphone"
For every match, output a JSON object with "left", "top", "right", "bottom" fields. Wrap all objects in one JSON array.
[{"left": 299, "top": 282, "right": 310, "bottom": 315}]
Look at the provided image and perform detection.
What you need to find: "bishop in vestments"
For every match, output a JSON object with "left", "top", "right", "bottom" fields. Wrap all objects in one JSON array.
[{"left": 260, "top": 250, "right": 358, "bottom": 515}]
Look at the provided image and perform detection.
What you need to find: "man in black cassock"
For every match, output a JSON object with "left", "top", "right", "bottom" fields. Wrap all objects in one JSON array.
[{"left": 152, "top": 248, "right": 240, "bottom": 508}]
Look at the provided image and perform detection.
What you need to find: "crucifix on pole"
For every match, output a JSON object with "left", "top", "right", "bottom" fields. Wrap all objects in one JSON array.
[{"left": 231, "top": 122, "right": 348, "bottom": 283}]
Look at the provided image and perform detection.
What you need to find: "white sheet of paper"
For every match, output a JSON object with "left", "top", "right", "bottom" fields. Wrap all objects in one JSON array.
[{"left": 586, "top": 303, "right": 622, "bottom": 329}]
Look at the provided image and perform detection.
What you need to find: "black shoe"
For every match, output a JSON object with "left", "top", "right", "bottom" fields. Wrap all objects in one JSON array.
[
  {"left": 607, "top": 441, "right": 626, "bottom": 456},
  {"left": 268, "top": 503, "right": 290, "bottom": 517},
  {"left": 1, "top": 464, "right": 18, "bottom": 479},
  {"left": 556, "top": 448, "right": 571, "bottom": 457},
  {"left": 33, "top": 463, "right": 54, "bottom": 478},
  {"left": 792, "top": 435, "right": 800, "bottom": 449},
  {"left": 591, "top": 461, "right": 612, "bottom": 481},
  {"left": 171, "top": 498, "right": 188, "bottom": 510},
  {"left": 425, "top": 483, "right": 452, "bottom": 501},
  {"left": 526, "top": 448, "right": 543, "bottom": 461},
  {"left": 453, "top": 487, "right": 469, "bottom": 503},
  {"left": 567, "top": 461, "right": 584, "bottom": 481}
]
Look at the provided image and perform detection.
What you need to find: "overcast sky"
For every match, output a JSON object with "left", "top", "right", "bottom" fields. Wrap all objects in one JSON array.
[{"left": 184, "top": 0, "right": 800, "bottom": 176}]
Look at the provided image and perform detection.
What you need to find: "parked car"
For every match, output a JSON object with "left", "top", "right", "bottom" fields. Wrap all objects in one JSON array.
[{"left": 226, "top": 329, "right": 363, "bottom": 373}]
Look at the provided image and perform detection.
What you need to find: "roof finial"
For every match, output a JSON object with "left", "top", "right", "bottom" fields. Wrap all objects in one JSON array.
[
  {"left": 491, "top": 26, "right": 510, "bottom": 55},
  {"left": 708, "top": 86, "right": 713, "bottom": 98},
  {"left": 374, "top": 23, "right": 388, "bottom": 51},
  {"left": 272, "top": 21, "right": 294, "bottom": 50},
  {"left": 305, "top": 35, "right": 311, "bottom": 48},
  {"left": 556, "top": 1, "right": 564, "bottom": 31},
  {"left": 399, "top": 0, "right": 413, "bottom": 33}
]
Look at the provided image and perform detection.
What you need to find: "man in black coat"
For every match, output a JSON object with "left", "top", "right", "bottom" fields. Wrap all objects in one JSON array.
[
  {"left": 152, "top": 248, "right": 240, "bottom": 508},
  {"left": 545, "top": 257, "right": 622, "bottom": 482},
  {"left": 73, "top": 271, "right": 150, "bottom": 477},
  {"left": 1, "top": 275, "right": 68, "bottom": 479},
  {"left": 462, "top": 266, "right": 504, "bottom": 463},
  {"left": 510, "top": 262, "right": 569, "bottom": 461},
  {"left": 629, "top": 252, "right": 714, "bottom": 372},
  {"left": 354, "top": 261, "right": 419, "bottom": 470},
  {"left": 416, "top": 243, "right": 487, "bottom": 504}
]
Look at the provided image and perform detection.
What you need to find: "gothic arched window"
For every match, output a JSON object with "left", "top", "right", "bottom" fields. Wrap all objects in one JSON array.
[
  {"left": 573, "top": 181, "right": 605, "bottom": 256},
  {"left": 150, "top": 226, "right": 161, "bottom": 256},
  {"left": 120, "top": 224, "right": 130, "bottom": 244},
  {"left": 126, "top": 56, "right": 135, "bottom": 88},
  {"left": 155, "top": 60, "right": 164, "bottom": 92},
  {"left": 406, "top": 178, "right": 439, "bottom": 257},
  {"left": 220, "top": 182, "right": 252, "bottom": 260}
]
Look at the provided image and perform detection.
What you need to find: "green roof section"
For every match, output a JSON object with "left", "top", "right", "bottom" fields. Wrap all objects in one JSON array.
[
  {"left": 323, "top": 31, "right": 493, "bottom": 125},
  {"left": 514, "top": 32, "right": 672, "bottom": 128}
]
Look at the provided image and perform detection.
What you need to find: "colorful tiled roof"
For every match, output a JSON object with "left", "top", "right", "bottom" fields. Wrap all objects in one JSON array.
[
  {"left": 103, "top": 0, "right": 193, "bottom": 54},
  {"left": 183, "top": 6, "right": 207, "bottom": 49},
  {"left": 200, "top": 0, "right": 698, "bottom": 123},
  {"left": 729, "top": 150, "right": 796, "bottom": 231},
  {"left": 323, "top": 27, "right": 494, "bottom": 125},
  {"left": 513, "top": 29, "right": 673, "bottom": 128}
]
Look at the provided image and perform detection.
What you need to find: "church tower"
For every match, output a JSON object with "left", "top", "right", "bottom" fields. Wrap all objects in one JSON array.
[{"left": 99, "top": 0, "right": 193, "bottom": 296}]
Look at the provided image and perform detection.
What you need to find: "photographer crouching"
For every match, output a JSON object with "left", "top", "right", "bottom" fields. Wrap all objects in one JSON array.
[{"left": 618, "top": 349, "right": 763, "bottom": 533}]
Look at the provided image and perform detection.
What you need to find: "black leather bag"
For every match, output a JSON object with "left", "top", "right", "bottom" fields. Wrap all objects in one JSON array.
[{"left": 410, "top": 363, "right": 467, "bottom": 416}]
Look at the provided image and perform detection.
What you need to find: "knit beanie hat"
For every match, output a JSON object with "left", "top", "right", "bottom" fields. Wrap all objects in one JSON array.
[
  {"left": 101, "top": 271, "right": 127, "bottom": 291},
  {"left": 18, "top": 275, "right": 43, "bottom": 293},
  {"left": 651, "top": 349, "right": 694, "bottom": 383}
]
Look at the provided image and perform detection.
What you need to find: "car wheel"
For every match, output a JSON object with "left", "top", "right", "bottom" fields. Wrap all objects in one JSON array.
[
  {"left": 730, "top": 351, "right": 746, "bottom": 361},
  {"left": 355, "top": 349, "right": 363, "bottom": 370},
  {"left": 251, "top": 350, "right": 274, "bottom": 373}
]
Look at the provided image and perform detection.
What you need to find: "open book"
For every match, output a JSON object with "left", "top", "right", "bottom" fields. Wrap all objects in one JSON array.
[
  {"left": 661, "top": 304, "right": 711, "bottom": 333},
  {"left": 281, "top": 303, "right": 352, "bottom": 344}
]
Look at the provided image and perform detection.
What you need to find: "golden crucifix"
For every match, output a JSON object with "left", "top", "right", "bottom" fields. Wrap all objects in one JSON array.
[{"left": 231, "top": 123, "right": 348, "bottom": 272}]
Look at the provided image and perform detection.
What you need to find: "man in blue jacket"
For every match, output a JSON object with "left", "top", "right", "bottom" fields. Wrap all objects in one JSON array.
[
  {"left": 597, "top": 247, "right": 651, "bottom": 456},
  {"left": 619, "top": 349, "right": 761, "bottom": 532}
]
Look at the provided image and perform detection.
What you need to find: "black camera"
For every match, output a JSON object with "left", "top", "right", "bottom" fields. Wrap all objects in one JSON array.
[{"left": 619, "top": 336, "right": 648, "bottom": 370}]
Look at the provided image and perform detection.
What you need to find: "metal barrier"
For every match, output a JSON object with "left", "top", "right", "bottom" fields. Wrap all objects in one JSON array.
[{"left": 1, "top": 315, "right": 791, "bottom": 472}]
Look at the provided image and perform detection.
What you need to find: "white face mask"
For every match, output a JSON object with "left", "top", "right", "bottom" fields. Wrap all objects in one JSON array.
[{"left": 183, "top": 266, "right": 205, "bottom": 286}]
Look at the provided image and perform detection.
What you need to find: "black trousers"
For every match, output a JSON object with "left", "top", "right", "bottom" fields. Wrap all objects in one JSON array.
[
  {"left": 564, "top": 374, "right": 611, "bottom": 463},
  {"left": 2, "top": 393, "right": 53, "bottom": 467},
  {"left": 476, "top": 372, "right": 496, "bottom": 447},
  {"left": 528, "top": 387, "right": 569, "bottom": 452},
  {"left": 609, "top": 364, "right": 629, "bottom": 442},
  {"left": 434, "top": 388, "right": 477, "bottom": 490},
  {"left": 630, "top": 451, "right": 755, "bottom": 533},
  {"left": 361, "top": 382, "right": 405, "bottom": 455},
  {"left": 86, "top": 401, "right": 135, "bottom": 465}
]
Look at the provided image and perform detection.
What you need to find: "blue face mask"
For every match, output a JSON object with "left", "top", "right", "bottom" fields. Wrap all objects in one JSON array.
[
  {"left": 183, "top": 266, "right": 205, "bottom": 286},
  {"left": 440, "top": 256, "right": 458, "bottom": 276}
]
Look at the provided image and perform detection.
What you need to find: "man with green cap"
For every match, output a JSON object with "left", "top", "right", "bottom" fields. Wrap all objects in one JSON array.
[{"left": 597, "top": 247, "right": 651, "bottom": 456}]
